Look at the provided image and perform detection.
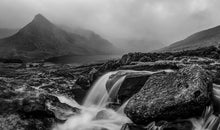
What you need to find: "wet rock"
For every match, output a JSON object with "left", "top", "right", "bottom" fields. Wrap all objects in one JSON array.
[
  {"left": 119, "top": 61, "right": 181, "bottom": 71},
  {"left": 106, "top": 70, "right": 153, "bottom": 103},
  {"left": 75, "top": 75, "right": 91, "bottom": 89},
  {"left": 120, "top": 53, "right": 147, "bottom": 65},
  {"left": 95, "top": 110, "right": 112, "bottom": 120},
  {"left": 125, "top": 65, "right": 212, "bottom": 125},
  {"left": 98, "top": 60, "right": 121, "bottom": 72},
  {"left": 162, "top": 120, "right": 193, "bottom": 130},
  {"left": 120, "top": 123, "right": 146, "bottom": 130},
  {"left": 0, "top": 90, "right": 80, "bottom": 130}
]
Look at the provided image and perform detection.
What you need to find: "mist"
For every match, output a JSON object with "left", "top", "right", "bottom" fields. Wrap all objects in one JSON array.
[{"left": 1, "top": 0, "right": 220, "bottom": 52}]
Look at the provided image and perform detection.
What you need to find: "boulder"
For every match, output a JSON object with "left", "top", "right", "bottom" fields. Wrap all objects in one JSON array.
[
  {"left": 0, "top": 90, "right": 80, "bottom": 130},
  {"left": 124, "top": 65, "right": 212, "bottom": 125},
  {"left": 106, "top": 70, "right": 154, "bottom": 103}
]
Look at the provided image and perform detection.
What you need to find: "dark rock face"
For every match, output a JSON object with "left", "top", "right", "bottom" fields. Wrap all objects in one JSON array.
[
  {"left": 120, "top": 123, "right": 147, "bottom": 130},
  {"left": 162, "top": 120, "right": 193, "bottom": 130},
  {"left": 106, "top": 70, "right": 154, "bottom": 103},
  {"left": 124, "top": 65, "right": 212, "bottom": 125}
]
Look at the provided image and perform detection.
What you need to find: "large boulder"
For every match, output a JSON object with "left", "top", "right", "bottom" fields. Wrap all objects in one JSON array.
[
  {"left": 124, "top": 65, "right": 212, "bottom": 125},
  {"left": 106, "top": 70, "right": 161, "bottom": 103}
]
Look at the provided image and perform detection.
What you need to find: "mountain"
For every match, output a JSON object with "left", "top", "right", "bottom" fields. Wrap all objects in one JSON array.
[
  {"left": 60, "top": 26, "right": 120, "bottom": 54},
  {"left": 159, "top": 25, "right": 220, "bottom": 52},
  {"left": 0, "top": 28, "right": 18, "bottom": 39},
  {"left": 0, "top": 14, "right": 117, "bottom": 61}
]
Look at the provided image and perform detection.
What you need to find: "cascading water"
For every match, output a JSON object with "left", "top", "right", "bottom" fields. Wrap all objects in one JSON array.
[
  {"left": 53, "top": 70, "right": 220, "bottom": 130},
  {"left": 53, "top": 71, "right": 131, "bottom": 130},
  {"left": 83, "top": 71, "right": 118, "bottom": 107}
]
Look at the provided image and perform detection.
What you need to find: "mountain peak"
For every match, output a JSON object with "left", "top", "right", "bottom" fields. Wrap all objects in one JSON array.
[
  {"left": 34, "top": 14, "right": 46, "bottom": 20},
  {"left": 32, "top": 14, "right": 51, "bottom": 25}
]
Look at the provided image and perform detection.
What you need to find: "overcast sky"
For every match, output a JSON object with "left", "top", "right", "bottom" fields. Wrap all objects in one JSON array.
[{"left": 0, "top": 0, "right": 220, "bottom": 47}]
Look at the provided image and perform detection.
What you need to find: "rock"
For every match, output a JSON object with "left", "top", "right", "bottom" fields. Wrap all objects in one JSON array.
[
  {"left": 120, "top": 53, "right": 146, "bottom": 65},
  {"left": 162, "top": 120, "right": 193, "bottom": 130},
  {"left": 119, "top": 61, "right": 181, "bottom": 71},
  {"left": 106, "top": 70, "right": 153, "bottom": 103},
  {"left": 120, "top": 123, "right": 146, "bottom": 130},
  {"left": 121, "top": 120, "right": 193, "bottom": 130},
  {"left": 139, "top": 56, "right": 152, "bottom": 62},
  {"left": 120, "top": 122, "right": 158, "bottom": 130},
  {"left": 124, "top": 65, "right": 212, "bottom": 125},
  {"left": 95, "top": 110, "right": 113, "bottom": 120},
  {"left": 98, "top": 60, "right": 121, "bottom": 72},
  {"left": 75, "top": 75, "right": 91, "bottom": 89},
  {"left": 21, "top": 93, "right": 80, "bottom": 120},
  {"left": 0, "top": 90, "right": 80, "bottom": 130}
]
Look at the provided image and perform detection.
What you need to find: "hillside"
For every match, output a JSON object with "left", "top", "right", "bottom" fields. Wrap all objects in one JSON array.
[
  {"left": 159, "top": 25, "right": 220, "bottom": 52},
  {"left": 0, "top": 28, "right": 18, "bottom": 39},
  {"left": 0, "top": 14, "right": 117, "bottom": 61}
]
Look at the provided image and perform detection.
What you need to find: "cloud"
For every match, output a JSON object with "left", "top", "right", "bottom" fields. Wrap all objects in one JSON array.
[{"left": 0, "top": 0, "right": 220, "bottom": 51}]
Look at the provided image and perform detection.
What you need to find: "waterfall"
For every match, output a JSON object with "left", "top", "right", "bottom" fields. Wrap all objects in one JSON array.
[
  {"left": 83, "top": 71, "right": 118, "bottom": 107},
  {"left": 54, "top": 71, "right": 131, "bottom": 130},
  {"left": 53, "top": 70, "right": 220, "bottom": 130}
]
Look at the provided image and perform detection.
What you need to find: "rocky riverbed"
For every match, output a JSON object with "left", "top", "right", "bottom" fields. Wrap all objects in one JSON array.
[{"left": 0, "top": 46, "right": 220, "bottom": 130}]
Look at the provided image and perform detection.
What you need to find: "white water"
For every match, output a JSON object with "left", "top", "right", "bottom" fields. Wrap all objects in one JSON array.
[
  {"left": 53, "top": 70, "right": 220, "bottom": 130},
  {"left": 54, "top": 71, "right": 131, "bottom": 130},
  {"left": 83, "top": 71, "right": 118, "bottom": 107}
]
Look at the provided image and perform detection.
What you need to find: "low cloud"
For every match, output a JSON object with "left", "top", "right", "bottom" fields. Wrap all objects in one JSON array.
[{"left": 0, "top": 0, "right": 220, "bottom": 50}]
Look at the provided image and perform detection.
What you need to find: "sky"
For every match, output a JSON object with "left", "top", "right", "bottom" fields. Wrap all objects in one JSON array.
[{"left": 0, "top": 0, "right": 220, "bottom": 51}]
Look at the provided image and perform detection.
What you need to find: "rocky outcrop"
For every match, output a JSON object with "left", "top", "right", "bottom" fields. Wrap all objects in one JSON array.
[
  {"left": 119, "top": 61, "right": 181, "bottom": 71},
  {"left": 0, "top": 89, "right": 80, "bottom": 130},
  {"left": 124, "top": 65, "right": 212, "bottom": 125}
]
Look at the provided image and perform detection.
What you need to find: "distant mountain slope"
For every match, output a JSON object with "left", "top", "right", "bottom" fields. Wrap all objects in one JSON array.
[
  {"left": 60, "top": 26, "right": 119, "bottom": 54},
  {"left": 0, "top": 14, "right": 117, "bottom": 61},
  {"left": 0, "top": 28, "right": 18, "bottom": 39},
  {"left": 159, "top": 25, "right": 220, "bottom": 52}
]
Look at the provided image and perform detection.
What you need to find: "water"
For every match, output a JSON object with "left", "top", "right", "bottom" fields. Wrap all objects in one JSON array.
[
  {"left": 54, "top": 71, "right": 131, "bottom": 130},
  {"left": 46, "top": 55, "right": 121, "bottom": 64},
  {"left": 53, "top": 71, "right": 220, "bottom": 130},
  {"left": 83, "top": 71, "right": 118, "bottom": 107}
]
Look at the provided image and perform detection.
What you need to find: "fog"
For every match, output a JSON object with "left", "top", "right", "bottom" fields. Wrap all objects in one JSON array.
[{"left": 0, "top": 0, "right": 220, "bottom": 52}]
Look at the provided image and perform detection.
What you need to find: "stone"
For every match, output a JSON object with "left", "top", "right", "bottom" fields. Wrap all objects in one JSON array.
[
  {"left": 106, "top": 70, "right": 153, "bottom": 103},
  {"left": 0, "top": 90, "right": 80, "bottom": 130},
  {"left": 95, "top": 110, "right": 112, "bottom": 120},
  {"left": 162, "top": 120, "right": 193, "bottom": 130},
  {"left": 119, "top": 61, "right": 181, "bottom": 71},
  {"left": 124, "top": 65, "right": 212, "bottom": 125},
  {"left": 120, "top": 123, "right": 146, "bottom": 130}
]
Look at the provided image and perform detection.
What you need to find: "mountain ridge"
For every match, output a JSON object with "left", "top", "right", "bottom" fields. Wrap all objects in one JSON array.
[
  {"left": 159, "top": 25, "right": 220, "bottom": 52},
  {"left": 0, "top": 14, "right": 117, "bottom": 61}
]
